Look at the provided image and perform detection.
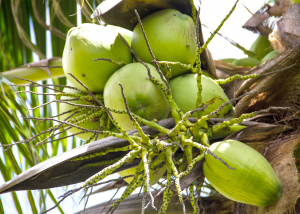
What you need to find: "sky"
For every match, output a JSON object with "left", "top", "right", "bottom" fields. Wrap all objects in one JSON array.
[
  {"left": 0, "top": 0, "right": 270, "bottom": 213},
  {"left": 200, "top": 0, "right": 268, "bottom": 60}
]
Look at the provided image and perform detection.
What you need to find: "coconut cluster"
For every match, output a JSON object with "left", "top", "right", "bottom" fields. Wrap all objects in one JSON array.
[
  {"left": 56, "top": 7, "right": 283, "bottom": 210},
  {"left": 61, "top": 9, "right": 235, "bottom": 139},
  {"left": 221, "top": 34, "right": 277, "bottom": 67}
]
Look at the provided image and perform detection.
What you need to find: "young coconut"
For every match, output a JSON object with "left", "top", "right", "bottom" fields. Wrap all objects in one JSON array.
[
  {"left": 261, "top": 50, "right": 279, "bottom": 64},
  {"left": 62, "top": 23, "right": 133, "bottom": 92},
  {"left": 203, "top": 140, "right": 282, "bottom": 207},
  {"left": 231, "top": 57, "right": 260, "bottom": 67},
  {"left": 105, "top": 24, "right": 133, "bottom": 46},
  {"left": 131, "top": 9, "right": 197, "bottom": 78},
  {"left": 103, "top": 62, "right": 170, "bottom": 131},
  {"left": 250, "top": 34, "right": 273, "bottom": 58},
  {"left": 169, "top": 74, "right": 235, "bottom": 118},
  {"left": 59, "top": 83, "right": 103, "bottom": 141},
  {"left": 220, "top": 58, "right": 237, "bottom": 63}
]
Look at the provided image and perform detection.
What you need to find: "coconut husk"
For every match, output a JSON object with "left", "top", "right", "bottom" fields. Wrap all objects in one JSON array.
[
  {"left": 268, "top": 0, "right": 290, "bottom": 17},
  {"left": 228, "top": 44, "right": 300, "bottom": 117},
  {"left": 199, "top": 194, "right": 234, "bottom": 214},
  {"left": 216, "top": 68, "right": 231, "bottom": 79},
  {"left": 269, "top": 29, "right": 290, "bottom": 53},
  {"left": 232, "top": 133, "right": 300, "bottom": 214},
  {"left": 277, "top": 4, "right": 300, "bottom": 49},
  {"left": 214, "top": 60, "right": 251, "bottom": 75},
  {"left": 242, "top": 5, "right": 272, "bottom": 37},
  {"left": 242, "top": 0, "right": 290, "bottom": 37}
]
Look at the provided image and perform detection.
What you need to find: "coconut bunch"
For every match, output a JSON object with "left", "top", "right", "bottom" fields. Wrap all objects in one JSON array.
[
  {"left": 219, "top": 34, "right": 279, "bottom": 67},
  {"left": 59, "top": 9, "right": 236, "bottom": 142},
  {"left": 17, "top": 5, "right": 287, "bottom": 214}
]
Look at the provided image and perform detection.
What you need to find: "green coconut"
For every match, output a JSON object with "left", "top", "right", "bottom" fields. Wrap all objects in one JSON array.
[
  {"left": 131, "top": 9, "right": 197, "bottom": 78},
  {"left": 105, "top": 24, "right": 132, "bottom": 46},
  {"left": 59, "top": 83, "right": 101, "bottom": 141},
  {"left": 62, "top": 23, "right": 133, "bottom": 92},
  {"left": 220, "top": 58, "right": 237, "bottom": 63},
  {"left": 250, "top": 35, "right": 273, "bottom": 58},
  {"left": 169, "top": 74, "right": 235, "bottom": 118},
  {"left": 203, "top": 140, "right": 282, "bottom": 207},
  {"left": 231, "top": 57, "right": 260, "bottom": 67},
  {"left": 261, "top": 50, "right": 279, "bottom": 64},
  {"left": 103, "top": 62, "right": 170, "bottom": 131}
]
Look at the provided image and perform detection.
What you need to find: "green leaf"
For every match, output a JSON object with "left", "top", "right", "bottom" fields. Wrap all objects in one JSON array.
[{"left": 27, "top": 190, "right": 38, "bottom": 214}]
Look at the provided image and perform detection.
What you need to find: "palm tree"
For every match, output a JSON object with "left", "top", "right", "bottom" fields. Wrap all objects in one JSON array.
[{"left": 1, "top": 0, "right": 300, "bottom": 214}]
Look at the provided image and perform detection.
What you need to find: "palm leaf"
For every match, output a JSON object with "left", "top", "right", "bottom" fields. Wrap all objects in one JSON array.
[{"left": 0, "top": 0, "right": 89, "bottom": 212}]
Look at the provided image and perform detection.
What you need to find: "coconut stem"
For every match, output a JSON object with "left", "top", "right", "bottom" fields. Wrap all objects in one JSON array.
[
  {"left": 14, "top": 91, "right": 103, "bottom": 101},
  {"left": 105, "top": 106, "right": 170, "bottom": 135},
  {"left": 199, "top": 0, "right": 239, "bottom": 54},
  {"left": 51, "top": 157, "right": 122, "bottom": 181},
  {"left": 20, "top": 115, "right": 142, "bottom": 145},
  {"left": 158, "top": 163, "right": 173, "bottom": 214},
  {"left": 195, "top": 43, "right": 203, "bottom": 120},
  {"left": 215, "top": 107, "right": 290, "bottom": 131},
  {"left": 184, "top": 145, "right": 198, "bottom": 213},
  {"left": 37, "top": 129, "right": 84, "bottom": 146},
  {"left": 152, "top": 60, "right": 195, "bottom": 73},
  {"left": 67, "top": 72, "right": 140, "bottom": 148},
  {"left": 165, "top": 147, "right": 185, "bottom": 213},
  {"left": 179, "top": 153, "right": 205, "bottom": 178},
  {"left": 133, "top": 115, "right": 170, "bottom": 135},
  {"left": 189, "top": 184, "right": 198, "bottom": 214},
  {"left": 35, "top": 110, "right": 78, "bottom": 146},
  {"left": 216, "top": 63, "right": 297, "bottom": 85},
  {"left": 11, "top": 75, "right": 83, "bottom": 93},
  {"left": 84, "top": 129, "right": 98, "bottom": 144},
  {"left": 92, "top": 58, "right": 128, "bottom": 66},
  {"left": 134, "top": 9, "right": 170, "bottom": 93},
  {"left": 202, "top": 24, "right": 262, "bottom": 60},
  {"left": 60, "top": 109, "right": 102, "bottom": 129},
  {"left": 46, "top": 106, "right": 86, "bottom": 119},
  {"left": 168, "top": 104, "right": 209, "bottom": 139},
  {"left": 82, "top": 148, "right": 141, "bottom": 188},
  {"left": 142, "top": 149, "right": 157, "bottom": 210},
  {"left": 107, "top": 162, "right": 144, "bottom": 213},
  {"left": 190, "top": 0, "right": 197, "bottom": 24},
  {"left": 28, "top": 98, "right": 79, "bottom": 110},
  {"left": 34, "top": 100, "right": 102, "bottom": 110},
  {"left": 191, "top": 91, "right": 255, "bottom": 138},
  {"left": 71, "top": 145, "right": 131, "bottom": 161},
  {"left": 119, "top": 83, "right": 151, "bottom": 147}
]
